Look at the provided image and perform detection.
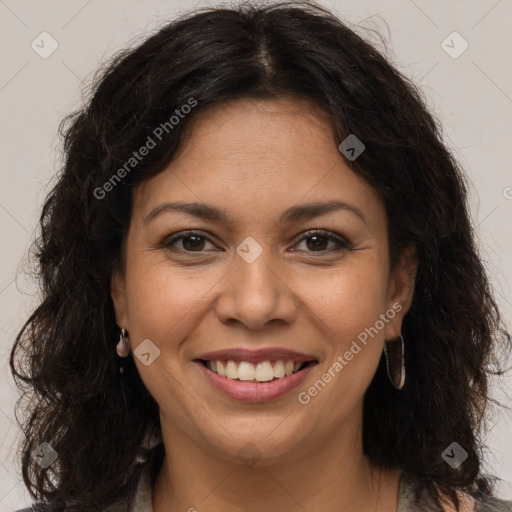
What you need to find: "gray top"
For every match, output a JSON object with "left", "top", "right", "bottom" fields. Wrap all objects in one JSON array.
[
  {"left": 13, "top": 469, "right": 512, "bottom": 511},
  {"left": 130, "top": 469, "right": 512, "bottom": 512}
]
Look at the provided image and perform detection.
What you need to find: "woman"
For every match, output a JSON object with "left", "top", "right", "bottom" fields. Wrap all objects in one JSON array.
[{"left": 10, "top": 1, "right": 512, "bottom": 511}]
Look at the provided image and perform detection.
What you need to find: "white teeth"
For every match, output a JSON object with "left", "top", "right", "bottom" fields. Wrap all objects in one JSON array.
[
  {"left": 273, "top": 360, "right": 285, "bottom": 378},
  {"left": 238, "top": 361, "right": 255, "bottom": 381},
  {"left": 255, "top": 361, "right": 274, "bottom": 382},
  {"left": 226, "top": 360, "right": 238, "bottom": 379},
  {"left": 205, "top": 359, "right": 310, "bottom": 381},
  {"left": 217, "top": 360, "right": 226, "bottom": 377}
]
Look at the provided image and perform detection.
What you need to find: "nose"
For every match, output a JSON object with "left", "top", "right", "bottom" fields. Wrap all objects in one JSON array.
[{"left": 214, "top": 246, "right": 298, "bottom": 331}]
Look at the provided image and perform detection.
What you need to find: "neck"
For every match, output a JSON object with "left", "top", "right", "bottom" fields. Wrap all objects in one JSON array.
[{"left": 152, "top": 407, "right": 400, "bottom": 512}]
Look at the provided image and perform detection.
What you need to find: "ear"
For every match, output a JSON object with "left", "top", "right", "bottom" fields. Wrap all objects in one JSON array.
[
  {"left": 384, "top": 246, "right": 418, "bottom": 340},
  {"left": 110, "top": 268, "right": 128, "bottom": 329}
]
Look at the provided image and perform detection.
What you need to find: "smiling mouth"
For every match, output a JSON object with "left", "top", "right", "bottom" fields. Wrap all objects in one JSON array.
[{"left": 198, "top": 359, "right": 318, "bottom": 382}]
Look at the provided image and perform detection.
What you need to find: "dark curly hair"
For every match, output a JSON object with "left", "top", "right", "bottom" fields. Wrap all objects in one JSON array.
[{"left": 10, "top": 1, "right": 511, "bottom": 511}]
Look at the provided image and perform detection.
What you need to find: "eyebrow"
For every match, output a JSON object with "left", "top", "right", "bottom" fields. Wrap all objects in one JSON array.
[{"left": 143, "top": 199, "right": 367, "bottom": 226}]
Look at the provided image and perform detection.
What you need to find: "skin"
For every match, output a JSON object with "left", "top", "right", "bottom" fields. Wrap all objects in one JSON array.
[{"left": 111, "top": 97, "right": 419, "bottom": 512}]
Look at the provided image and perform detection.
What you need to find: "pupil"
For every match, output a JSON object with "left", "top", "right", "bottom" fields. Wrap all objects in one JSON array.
[
  {"left": 184, "top": 236, "right": 203, "bottom": 251},
  {"left": 308, "top": 235, "right": 327, "bottom": 251}
]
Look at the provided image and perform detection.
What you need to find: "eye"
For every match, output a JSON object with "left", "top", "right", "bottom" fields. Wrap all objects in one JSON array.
[
  {"left": 160, "top": 231, "right": 216, "bottom": 252},
  {"left": 291, "top": 229, "right": 352, "bottom": 253},
  {"left": 160, "top": 229, "right": 351, "bottom": 255}
]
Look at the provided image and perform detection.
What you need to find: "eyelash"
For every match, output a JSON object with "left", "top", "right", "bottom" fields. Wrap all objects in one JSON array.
[{"left": 160, "top": 229, "right": 352, "bottom": 255}]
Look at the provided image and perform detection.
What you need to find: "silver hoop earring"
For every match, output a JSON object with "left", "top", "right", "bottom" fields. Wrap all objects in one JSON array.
[
  {"left": 384, "top": 334, "right": 405, "bottom": 390},
  {"left": 116, "top": 328, "right": 131, "bottom": 358}
]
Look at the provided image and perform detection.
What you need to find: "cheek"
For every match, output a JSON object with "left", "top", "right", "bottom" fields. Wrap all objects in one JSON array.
[
  {"left": 123, "top": 257, "right": 222, "bottom": 346},
  {"left": 314, "top": 267, "right": 388, "bottom": 404},
  {"left": 306, "top": 262, "right": 389, "bottom": 344},
  {"left": 305, "top": 260, "right": 388, "bottom": 382}
]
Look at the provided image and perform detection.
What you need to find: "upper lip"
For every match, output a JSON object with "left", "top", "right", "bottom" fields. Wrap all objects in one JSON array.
[{"left": 195, "top": 348, "right": 318, "bottom": 365}]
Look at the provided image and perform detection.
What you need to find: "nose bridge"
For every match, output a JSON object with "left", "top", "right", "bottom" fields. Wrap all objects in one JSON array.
[
  {"left": 236, "top": 236, "right": 276, "bottom": 295},
  {"left": 215, "top": 235, "right": 296, "bottom": 329}
]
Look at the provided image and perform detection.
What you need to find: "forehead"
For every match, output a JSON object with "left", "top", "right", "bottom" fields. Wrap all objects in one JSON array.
[
  {"left": 173, "top": 97, "right": 335, "bottom": 163},
  {"left": 133, "top": 97, "right": 384, "bottom": 229}
]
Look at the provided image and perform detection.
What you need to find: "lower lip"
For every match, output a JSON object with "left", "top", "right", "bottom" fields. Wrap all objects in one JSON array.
[{"left": 194, "top": 361, "right": 316, "bottom": 402}]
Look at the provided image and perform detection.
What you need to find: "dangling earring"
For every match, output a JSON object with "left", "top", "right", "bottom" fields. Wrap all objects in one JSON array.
[
  {"left": 116, "top": 328, "right": 131, "bottom": 358},
  {"left": 384, "top": 334, "right": 405, "bottom": 390}
]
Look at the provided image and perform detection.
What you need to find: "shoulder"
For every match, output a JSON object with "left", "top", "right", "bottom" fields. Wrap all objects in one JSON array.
[
  {"left": 471, "top": 495, "right": 512, "bottom": 512},
  {"left": 12, "top": 502, "right": 126, "bottom": 512},
  {"left": 399, "top": 473, "right": 512, "bottom": 512},
  {"left": 12, "top": 504, "right": 127, "bottom": 512},
  {"left": 12, "top": 507, "right": 49, "bottom": 512},
  {"left": 440, "top": 486, "right": 512, "bottom": 512},
  {"left": 11, "top": 462, "right": 152, "bottom": 512},
  {"left": 12, "top": 506, "right": 63, "bottom": 512}
]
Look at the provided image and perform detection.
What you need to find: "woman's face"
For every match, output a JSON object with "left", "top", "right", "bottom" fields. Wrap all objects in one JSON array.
[{"left": 111, "top": 97, "right": 417, "bottom": 464}]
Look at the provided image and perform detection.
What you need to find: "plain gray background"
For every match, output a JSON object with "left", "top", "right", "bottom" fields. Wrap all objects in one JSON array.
[{"left": 1, "top": 0, "right": 511, "bottom": 510}]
